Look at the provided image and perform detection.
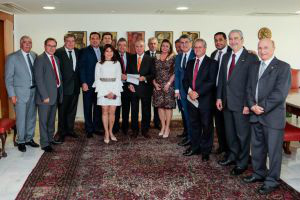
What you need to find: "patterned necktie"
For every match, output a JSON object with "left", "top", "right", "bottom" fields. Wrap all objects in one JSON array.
[
  {"left": 192, "top": 59, "right": 200, "bottom": 90},
  {"left": 137, "top": 56, "right": 142, "bottom": 72},
  {"left": 50, "top": 55, "right": 60, "bottom": 86},
  {"left": 68, "top": 51, "right": 74, "bottom": 71},
  {"left": 120, "top": 53, "right": 125, "bottom": 73},
  {"left": 27, "top": 53, "right": 35, "bottom": 85},
  {"left": 182, "top": 53, "right": 187, "bottom": 68},
  {"left": 227, "top": 54, "right": 236, "bottom": 80}
]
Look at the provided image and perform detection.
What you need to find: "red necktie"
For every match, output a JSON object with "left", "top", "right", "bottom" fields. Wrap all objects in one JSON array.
[
  {"left": 120, "top": 54, "right": 125, "bottom": 73},
  {"left": 192, "top": 58, "right": 200, "bottom": 90},
  {"left": 227, "top": 54, "right": 236, "bottom": 80},
  {"left": 50, "top": 55, "right": 60, "bottom": 87}
]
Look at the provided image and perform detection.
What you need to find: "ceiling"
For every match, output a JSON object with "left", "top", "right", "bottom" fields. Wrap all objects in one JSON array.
[{"left": 0, "top": 0, "right": 300, "bottom": 16}]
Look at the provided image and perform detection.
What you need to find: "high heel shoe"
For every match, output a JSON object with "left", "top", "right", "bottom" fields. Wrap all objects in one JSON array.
[
  {"left": 158, "top": 132, "right": 164, "bottom": 136},
  {"left": 163, "top": 131, "right": 170, "bottom": 138},
  {"left": 110, "top": 135, "right": 117, "bottom": 141},
  {"left": 104, "top": 138, "right": 110, "bottom": 144}
]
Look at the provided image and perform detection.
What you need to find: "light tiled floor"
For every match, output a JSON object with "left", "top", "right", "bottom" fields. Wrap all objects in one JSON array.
[{"left": 0, "top": 118, "right": 300, "bottom": 200}]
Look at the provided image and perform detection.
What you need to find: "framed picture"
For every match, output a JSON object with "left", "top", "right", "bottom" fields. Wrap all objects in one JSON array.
[
  {"left": 155, "top": 31, "right": 173, "bottom": 51},
  {"left": 127, "top": 31, "right": 145, "bottom": 54},
  {"left": 182, "top": 31, "right": 200, "bottom": 43},
  {"left": 68, "top": 31, "right": 87, "bottom": 49},
  {"left": 99, "top": 31, "right": 118, "bottom": 48}
]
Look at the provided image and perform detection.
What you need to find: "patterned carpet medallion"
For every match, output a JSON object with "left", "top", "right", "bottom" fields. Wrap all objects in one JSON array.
[{"left": 16, "top": 123, "right": 300, "bottom": 199}]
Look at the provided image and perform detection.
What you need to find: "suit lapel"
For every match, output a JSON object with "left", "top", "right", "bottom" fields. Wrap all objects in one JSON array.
[
  {"left": 139, "top": 55, "right": 147, "bottom": 73},
  {"left": 17, "top": 50, "right": 31, "bottom": 77},
  {"left": 89, "top": 46, "right": 98, "bottom": 62},
  {"left": 260, "top": 57, "right": 278, "bottom": 80},
  {"left": 228, "top": 49, "right": 246, "bottom": 82}
]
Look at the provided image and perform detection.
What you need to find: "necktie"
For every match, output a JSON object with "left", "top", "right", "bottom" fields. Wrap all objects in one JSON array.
[
  {"left": 256, "top": 62, "right": 267, "bottom": 102},
  {"left": 27, "top": 53, "right": 35, "bottom": 85},
  {"left": 95, "top": 48, "right": 100, "bottom": 61},
  {"left": 50, "top": 55, "right": 60, "bottom": 87},
  {"left": 192, "top": 59, "right": 200, "bottom": 90},
  {"left": 137, "top": 56, "right": 142, "bottom": 72},
  {"left": 227, "top": 54, "right": 236, "bottom": 80},
  {"left": 120, "top": 53, "right": 125, "bottom": 73},
  {"left": 151, "top": 52, "right": 155, "bottom": 57},
  {"left": 182, "top": 53, "right": 187, "bottom": 68},
  {"left": 217, "top": 51, "right": 222, "bottom": 63},
  {"left": 68, "top": 51, "right": 74, "bottom": 71}
]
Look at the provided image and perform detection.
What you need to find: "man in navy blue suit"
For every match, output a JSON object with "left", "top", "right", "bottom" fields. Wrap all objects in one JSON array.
[
  {"left": 175, "top": 34, "right": 195, "bottom": 150},
  {"left": 79, "top": 32, "right": 103, "bottom": 138}
]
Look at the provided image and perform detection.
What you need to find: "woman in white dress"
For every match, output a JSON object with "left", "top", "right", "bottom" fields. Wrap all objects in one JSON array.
[{"left": 93, "top": 44, "right": 123, "bottom": 144}]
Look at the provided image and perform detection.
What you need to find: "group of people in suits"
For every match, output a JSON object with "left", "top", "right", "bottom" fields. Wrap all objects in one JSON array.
[{"left": 5, "top": 28, "right": 291, "bottom": 195}]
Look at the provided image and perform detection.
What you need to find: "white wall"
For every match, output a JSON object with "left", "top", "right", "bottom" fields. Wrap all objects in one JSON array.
[{"left": 14, "top": 14, "right": 300, "bottom": 118}]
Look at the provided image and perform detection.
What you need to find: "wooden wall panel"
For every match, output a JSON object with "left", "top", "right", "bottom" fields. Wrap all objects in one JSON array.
[{"left": 0, "top": 11, "right": 14, "bottom": 118}]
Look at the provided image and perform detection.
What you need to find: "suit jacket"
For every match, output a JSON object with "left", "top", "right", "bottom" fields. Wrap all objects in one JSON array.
[
  {"left": 210, "top": 46, "right": 232, "bottom": 61},
  {"left": 183, "top": 55, "right": 218, "bottom": 109},
  {"left": 127, "top": 54, "right": 154, "bottom": 97},
  {"left": 217, "top": 48, "right": 258, "bottom": 112},
  {"left": 247, "top": 57, "right": 291, "bottom": 129},
  {"left": 5, "top": 50, "right": 37, "bottom": 102},
  {"left": 79, "top": 45, "right": 102, "bottom": 87},
  {"left": 116, "top": 51, "right": 132, "bottom": 74},
  {"left": 55, "top": 47, "right": 80, "bottom": 95},
  {"left": 175, "top": 50, "right": 196, "bottom": 99},
  {"left": 34, "top": 52, "right": 63, "bottom": 105},
  {"left": 145, "top": 50, "right": 160, "bottom": 57}
]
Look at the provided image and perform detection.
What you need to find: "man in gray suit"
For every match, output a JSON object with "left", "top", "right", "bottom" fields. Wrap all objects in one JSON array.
[
  {"left": 243, "top": 39, "right": 291, "bottom": 194},
  {"left": 5, "top": 35, "right": 39, "bottom": 152},
  {"left": 34, "top": 38, "right": 63, "bottom": 152},
  {"left": 216, "top": 29, "right": 258, "bottom": 175}
]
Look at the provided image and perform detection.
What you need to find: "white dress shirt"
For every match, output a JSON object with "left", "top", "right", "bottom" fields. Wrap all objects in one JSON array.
[
  {"left": 215, "top": 46, "right": 228, "bottom": 86},
  {"left": 226, "top": 47, "right": 244, "bottom": 78},
  {"left": 188, "top": 54, "right": 205, "bottom": 93},
  {"left": 21, "top": 50, "right": 34, "bottom": 85}
]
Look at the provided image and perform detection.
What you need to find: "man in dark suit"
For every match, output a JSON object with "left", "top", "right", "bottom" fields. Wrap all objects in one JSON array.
[
  {"left": 216, "top": 29, "right": 258, "bottom": 175},
  {"left": 34, "top": 38, "right": 63, "bottom": 152},
  {"left": 175, "top": 34, "right": 195, "bottom": 146},
  {"left": 114, "top": 38, "right": 131, "bottom": 135},
  {"left": 127, "top": 40, "right": 154, "bottom": 138},
  {"left": 243, "top": 39, "right": 291, "bottom": 195},
  {"left": 210, "top": 32, "right": 232, "bottom": 156},
  {"left": 79, "top": 32, "right": 103, "bottom": 138},
  {"left": 55, "top": 33, "right": 80, "bottom": 142},
  {"left": 183, "top": 39, "right": 218, "bottom": 161},
  {"left": 145, "top": 37, "right": 160, "bottom": 130},
  {"left": 175, "top": 39, "right": 182, "bottom": 55}
]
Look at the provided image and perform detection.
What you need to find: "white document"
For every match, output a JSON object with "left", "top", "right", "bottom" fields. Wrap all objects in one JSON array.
[
  {"left": 187, "top": 95, "right": 199, "bottom": 108},
  {"left": 127, "top": 74, "right": 140, "bottom": 85}
]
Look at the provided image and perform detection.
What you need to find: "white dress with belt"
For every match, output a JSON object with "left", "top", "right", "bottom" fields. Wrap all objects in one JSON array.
[{"left": 93, "top": 61, "right": 123, "bottom": 106}]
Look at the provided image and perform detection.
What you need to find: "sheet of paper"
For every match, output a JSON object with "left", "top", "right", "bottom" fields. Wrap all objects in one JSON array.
[
  {"left": 127, "top": 74, "right": 140, "bottom": 85},
  {"left": 187, "top": 95, "right": 199, "bottom": 108}
]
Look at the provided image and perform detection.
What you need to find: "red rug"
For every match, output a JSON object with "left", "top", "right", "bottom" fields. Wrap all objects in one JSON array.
[{"left": 16, "top": 123, "right": 300, "bottom": 199}]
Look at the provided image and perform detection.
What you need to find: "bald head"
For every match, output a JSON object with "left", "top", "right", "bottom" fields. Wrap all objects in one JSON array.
[{"left": 258, "top": 38, "right": 275, "bottom": 61}]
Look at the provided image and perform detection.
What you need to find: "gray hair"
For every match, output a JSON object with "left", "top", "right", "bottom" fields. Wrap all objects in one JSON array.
[
  {"left": 229, "top": 29, "right": 244, "bottom": 39},
  {"left": 193, "top": 38, "right": 207, "bottom": 48},
  {"left": 148, "top": 37, "right": 158, "bottom": 44},
  {"left": 20, "top": 35, "right": 32, "bottom": 46}
]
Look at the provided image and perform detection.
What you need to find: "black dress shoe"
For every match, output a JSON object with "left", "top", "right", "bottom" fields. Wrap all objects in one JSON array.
[
  {"left": 142, "top": 131, "right": 150, "bottom": 138},
  {"left": 218, "top": 159, "right": 236, "bottom": 166},
  {"left": 87, "top": 133, "right": 93, "bottom": 138},
  {"left": 178, "top": 139, "right": 191, "bottom": 147},
  {"left": 18, "top": 144, "right": 26, "bottom": 152},
  {"left": 230, "top": 166, "right": 247, "bottom": 176},
  {"left": 183, "top": 149, "right": 200, "bottom": 156},
  {"left": 42, "top": 146, "right": 53, "bottom": 152},
  {"left": 51, "top": 140, "right": 63, "bottom": 145},
  {"left": 202, "top": 154, "right": 210, "bottom": 161},
  {"left": 25, "top": 139, "right": 40, "bottom": 148},
  {"left": 122, "top": 129, "right": 128, "bottom": 135},
  {"left": 258, "top": 184, "right": 278, "bottom": 195},
  {"left": 68, "top": 132, "right": 78, "bottom": 138},
  {"left": 243, "top": 175, "right": 265, "bottom": 183}
]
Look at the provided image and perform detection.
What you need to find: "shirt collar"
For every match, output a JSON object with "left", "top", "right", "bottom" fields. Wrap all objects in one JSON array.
[
  {"left": 137, "top": 53, "right": 144, "bottom": 59},
  {"left": 184, "top": 48, "right": 192, "bottom": 58},
  {"left": 65, "top": 47, "right": 74, "bottom": 53},
  {"left": 21, "top": 49, "right": 30, "bottom": 57},
  {"left": 220, "top": 46, "right": 228, "bottom": 54},
  {"left": 195, "top": 54, "right": 205, "bottom": 62},
  {"left": 231, "top": 47, "right": 243, "bottom": 57}
]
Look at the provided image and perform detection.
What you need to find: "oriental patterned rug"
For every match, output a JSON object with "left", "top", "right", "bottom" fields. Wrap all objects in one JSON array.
[{"left": 16, "top": 122, "right": 300, "bottom": 199}]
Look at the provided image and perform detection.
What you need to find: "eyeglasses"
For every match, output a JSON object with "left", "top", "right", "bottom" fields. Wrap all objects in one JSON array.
[{"left": 46, "top": 45, "right": 57, "bottom": 48}]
